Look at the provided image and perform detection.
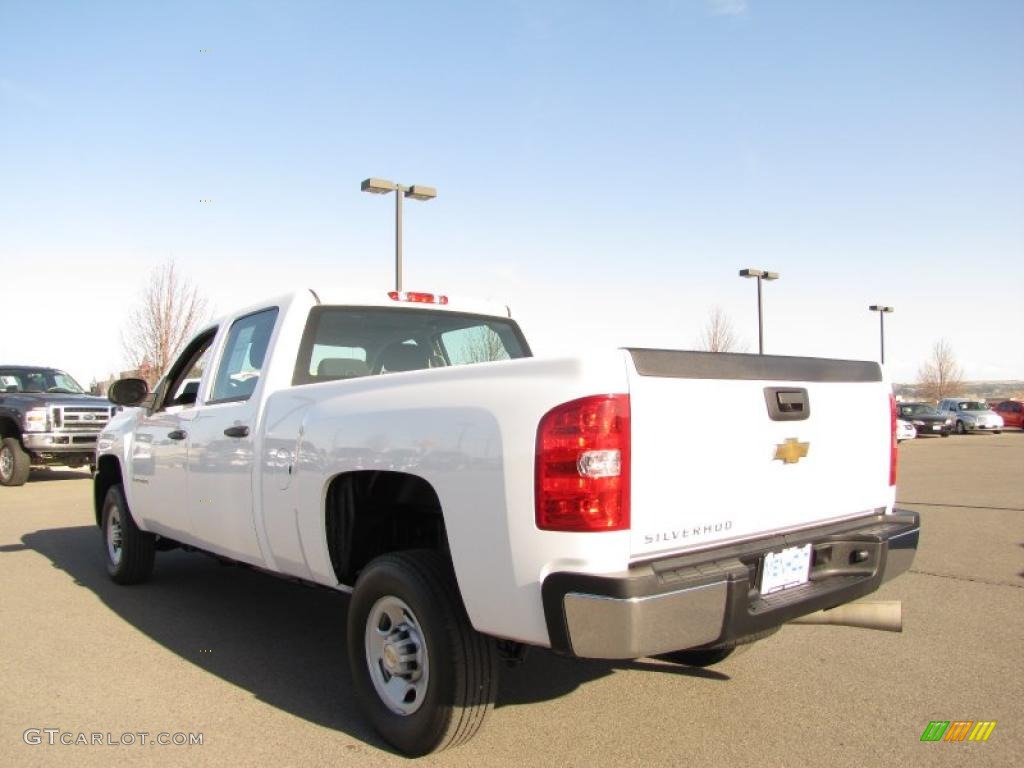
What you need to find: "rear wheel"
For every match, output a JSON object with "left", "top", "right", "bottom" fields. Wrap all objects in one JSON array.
[
  {"left": 101, "top": 484, "right": 155, "bottom": 584},
  {"left": 0, "top": 438, "right": 31, "bottom": 486},
  {"left": 955, "top": 420, "right": 966, "bottom": 435},
  {"left": 348, "top": 550, "right": 498, "bottom": 756}
]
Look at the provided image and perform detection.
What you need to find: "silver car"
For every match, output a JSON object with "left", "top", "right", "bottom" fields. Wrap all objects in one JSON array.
[{"left": 937, "top": 398, "right": 1004, "bottom": 435}]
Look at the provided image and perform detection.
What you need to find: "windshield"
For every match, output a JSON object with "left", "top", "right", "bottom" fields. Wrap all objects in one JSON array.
[
  {"left": 294, "top": 306, "right": 530, "bottom": 385},
  {"left": 957, "top": 401, "right": 988, "bottom": 411},
  {"left": 0, "top": 369, "right": 85, "bottom": 394},
  {"left": 899, "top": 404, "right": 939, "bottom": 417}
]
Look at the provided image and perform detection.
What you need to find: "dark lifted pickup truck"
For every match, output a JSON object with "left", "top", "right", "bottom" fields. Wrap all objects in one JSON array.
[{"left": 0, "top": 366, "right": 115, "bottom": 486}]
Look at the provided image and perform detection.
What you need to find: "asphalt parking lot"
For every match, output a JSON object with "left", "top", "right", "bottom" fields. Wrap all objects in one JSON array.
[{"left": 2, "top": 432, "right": 1022, "bottom": 767}]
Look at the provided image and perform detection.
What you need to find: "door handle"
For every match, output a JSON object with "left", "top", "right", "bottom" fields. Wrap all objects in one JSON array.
[
  {"left": 168, "top": 430, "right": 187, "bottom": 441},
  {"left": 223, "top": 425, "right": 250, "bottom": 438},
  {"left": 763, "top": 387, "right": 810, "bottom": 422}
]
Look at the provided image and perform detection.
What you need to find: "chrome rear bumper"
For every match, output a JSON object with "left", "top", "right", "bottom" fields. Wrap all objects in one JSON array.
[{"left": 542, "top": 509, "right": 920, "bottom": 659}]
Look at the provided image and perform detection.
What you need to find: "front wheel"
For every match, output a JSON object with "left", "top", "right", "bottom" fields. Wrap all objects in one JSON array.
[
  {"left": 347, "top": 550, "right": 498, "bottom": 756},
  {"left": 0, "top": 438, "right": 31, "bottom": 486},
  {"left": 955, "top": 420, "right": 966, "bottom": 435},
  {"left": 101, "top": 484, "right": 155, "bottom": 584}
]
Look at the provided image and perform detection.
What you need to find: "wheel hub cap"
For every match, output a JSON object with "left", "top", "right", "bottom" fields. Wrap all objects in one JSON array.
[
  {"left": 0, "top": 448, "right": 11, "bottom": 478},
  {"left": 365, "top": 596, "right": 429, "bottom": 716},
  {"left": 106, "top": 506, "right": 123, "bottom": 565}
]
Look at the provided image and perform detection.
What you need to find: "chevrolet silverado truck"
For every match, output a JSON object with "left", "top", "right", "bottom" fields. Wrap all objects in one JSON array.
[
  {"left": 0, "top": 366, "right": 115, "bottom": 486},
  {"left": 94, "top": 289, "right": 919, "bottom": 756}
]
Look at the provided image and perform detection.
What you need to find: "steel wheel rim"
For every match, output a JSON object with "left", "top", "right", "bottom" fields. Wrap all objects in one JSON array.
[
  {"left": 106, "top": 504, "right": 124, "bottom": 566},
  {"left": 0, "top": 447, "right": 11, "bottom": 480},
  {"left": 364, "top": 595, "right": 429, "bottom": 716}
]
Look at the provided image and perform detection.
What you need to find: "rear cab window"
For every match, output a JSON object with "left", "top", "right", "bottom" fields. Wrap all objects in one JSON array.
[{"left": 292, "top": 306, "right": 530, "bottom": 386}]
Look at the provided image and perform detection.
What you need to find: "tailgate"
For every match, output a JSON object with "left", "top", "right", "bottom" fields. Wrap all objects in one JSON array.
[{"left": 626, "top": 349, "right": 893, "bottom": 561}]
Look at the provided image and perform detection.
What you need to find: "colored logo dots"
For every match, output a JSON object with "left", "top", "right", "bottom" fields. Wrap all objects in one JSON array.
[{"left": 200, "top": 199, "right": 212, "bottom": 203}]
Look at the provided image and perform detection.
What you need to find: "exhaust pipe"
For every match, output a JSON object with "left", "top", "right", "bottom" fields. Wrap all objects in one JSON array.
[{"left": 790, "top": 600, "right": 902, "bottom": 632}]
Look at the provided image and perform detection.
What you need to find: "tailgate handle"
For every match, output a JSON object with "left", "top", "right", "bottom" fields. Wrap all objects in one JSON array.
[{"left": 764, "top": 388, "right": 810, "bottom": 421}]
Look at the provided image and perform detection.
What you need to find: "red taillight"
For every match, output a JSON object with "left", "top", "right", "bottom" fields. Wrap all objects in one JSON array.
[
  {"left": 535, "top": 394, "right": 630, "bottom": 532},
  {"left": 387, "top": 291, "right": 448, "bottom": 305},
  {"left": 889, "top": 393, "right": 898, "bottom": 486}
]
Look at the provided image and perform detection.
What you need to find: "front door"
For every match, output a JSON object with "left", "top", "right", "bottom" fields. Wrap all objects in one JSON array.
[
  {"left": 127, "top": 329, "right": 218, "bottom": 540},
  {"left": 128, "top": 408, "right": 194, "bottom": 539}
]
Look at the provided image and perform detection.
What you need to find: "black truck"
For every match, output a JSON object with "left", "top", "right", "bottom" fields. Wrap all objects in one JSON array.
[{"left": 0, "top": 366, "right": 115, "bottom": 486}]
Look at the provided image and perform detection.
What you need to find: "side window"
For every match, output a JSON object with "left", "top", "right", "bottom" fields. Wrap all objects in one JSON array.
[
  {"left": 210, "top": 308, "right": 279, "bottom": 403},
  {"left": 159, "top": 328, "right": 218, "bottom": 411},
  {"left": 167, "top": 345, "right": 213, "bottom": 407}
]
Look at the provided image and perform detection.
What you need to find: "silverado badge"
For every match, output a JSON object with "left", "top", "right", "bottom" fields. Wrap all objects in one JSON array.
[{"left": 774, "top": 437, "right": 809, "bottom": 464}]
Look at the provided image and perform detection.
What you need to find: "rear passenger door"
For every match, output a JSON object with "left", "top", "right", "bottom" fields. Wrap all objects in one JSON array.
[{"left": 186, "top": 307, "right": 279, "bottom": 564}]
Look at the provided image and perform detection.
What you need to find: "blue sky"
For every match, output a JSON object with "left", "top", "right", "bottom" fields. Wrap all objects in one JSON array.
[{"left": 1, "top": 0, "right": 1022, "bottom": 385}]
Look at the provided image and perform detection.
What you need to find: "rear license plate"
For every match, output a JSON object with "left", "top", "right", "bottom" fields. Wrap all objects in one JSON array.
[
  {"left": 760, "top": 544, "right": 812, "bottom": 595},
  {"left": 932, "top": 425, "right": 942, "bottom": 431}
]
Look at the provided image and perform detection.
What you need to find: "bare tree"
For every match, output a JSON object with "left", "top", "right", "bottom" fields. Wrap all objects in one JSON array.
[
  {"left": 460, "top": 327, "right": 510, "bottom": 363},
  {"left": 122, "top": 260, "right": 209, "bottom": 387},
  {"left": 695, "top": 306, "right": 742, "bottom": 352},
  {"left": 916, "top": 339, "right": 964, "bottom": 402}
]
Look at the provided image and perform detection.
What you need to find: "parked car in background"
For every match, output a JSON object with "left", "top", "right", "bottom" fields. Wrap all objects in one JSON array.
[
  {"left": 990, "top": 400, "right": 1024, "bottom": 429},
  {"left": 896, "top": 420, "right": 916, "bottom": 442},
  {"left": 937, "top": 398, "right": 1004, "bottom": 435},
  {"left": 896, "top": 402, "right": 952, "bottom": 437},
  {"left": 0, "top": 366, "right": 116, "bottom": 485}
]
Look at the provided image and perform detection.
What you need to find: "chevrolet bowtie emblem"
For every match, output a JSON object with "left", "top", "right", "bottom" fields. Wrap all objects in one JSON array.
[{"left": 774, "top": 438, "right": 809, "bottom": 464}]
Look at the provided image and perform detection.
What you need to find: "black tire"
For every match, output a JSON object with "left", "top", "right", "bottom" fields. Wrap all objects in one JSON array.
[
  {"left": 347, "top": 550, "right": 498, "bottom": 756},
  {"left": 994, "top": 430, "right": 1001, "bottom": 435},
  {"left": 101, "top": 484, "right": 155, "bottom": 584},
  {"left": 659, "top": 646, "right": 736, "bottom": 667},
  {"left": 955, "top": 421, "right": 966, "bottom": 435},
  {"left": 0, "top": 437, "right": 31, "bottom": 486}
]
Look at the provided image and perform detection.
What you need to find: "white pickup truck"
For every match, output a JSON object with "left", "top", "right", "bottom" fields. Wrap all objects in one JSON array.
[{"left": 95, "top": 289, "right": 919, "bottom": 756}]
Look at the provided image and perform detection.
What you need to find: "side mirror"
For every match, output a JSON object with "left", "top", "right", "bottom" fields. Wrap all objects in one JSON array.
[{"left": 108, "top": 378, "right": 150, "bottom": 407}]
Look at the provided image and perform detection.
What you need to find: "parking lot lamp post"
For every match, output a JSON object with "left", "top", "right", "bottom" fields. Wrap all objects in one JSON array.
[
  {"left": 361, "top": 178, "right": 437, "bottom": 292},
  {"left": 869, "top": 305, "right": 894, "bottom": 364},
  {"left": 739, "top": 269, "right": 780, "bottom": 354}
]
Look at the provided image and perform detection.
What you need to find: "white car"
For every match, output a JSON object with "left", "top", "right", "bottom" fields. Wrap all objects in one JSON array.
[
  {"left": 936, "top": 398, "right": 1004, "bottom": 435},
  {"left": 896, "top": 419, "right": 916, "bottom": 442},
  {"left": 94, "top": 288, "right": 919, "bottom": 755}
]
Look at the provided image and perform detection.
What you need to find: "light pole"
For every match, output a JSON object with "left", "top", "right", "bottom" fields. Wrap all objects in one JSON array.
[
  {"left": 739, "top": 268, "right": 780, "bottom": 354},
  {"left": 361, "top": 178, "right": 437, "bottom": 291},
  {"left": 869, "top": 305, "right": 894, "bottom": 364}
]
